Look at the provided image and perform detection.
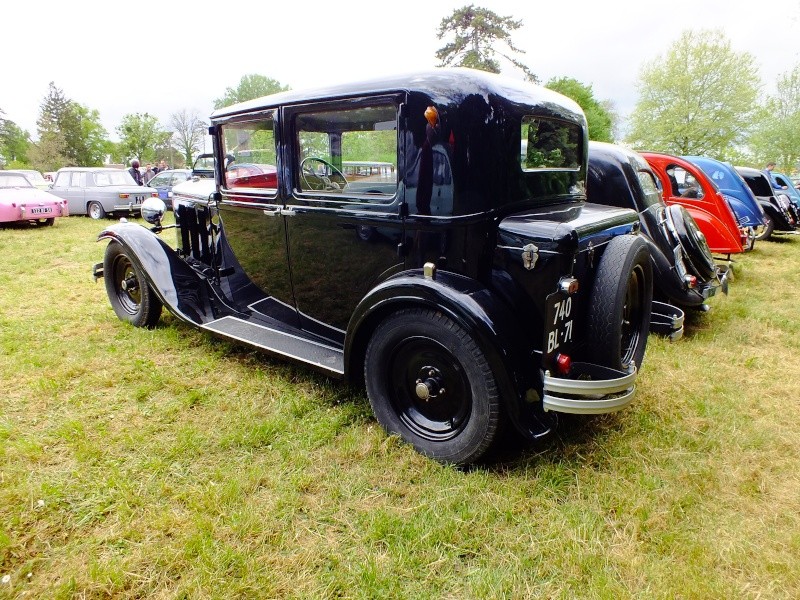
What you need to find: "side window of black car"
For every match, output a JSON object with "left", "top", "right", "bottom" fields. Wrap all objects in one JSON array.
[
  {"left": 221, "top": 113, "right": 279, "bottom": 197},
  {"left": 294, "top": 101, "right": 398, "bottom": 201}
]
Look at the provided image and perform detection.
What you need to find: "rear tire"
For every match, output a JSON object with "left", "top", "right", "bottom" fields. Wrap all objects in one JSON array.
[
  {"left": 103, "top": 241, "right": 162, "bottom": 328},
  {"left": 755, "top": 214, "right": 774, "bottom": 241},
  {"left": 587, "top": 235, "right": 653, "bottom": 371},
  {"left": 88, "top": 202, "right": 106, "bottom": 220},
  {"left": 364, "top": 308, "right": 500, "bottom": 465}
]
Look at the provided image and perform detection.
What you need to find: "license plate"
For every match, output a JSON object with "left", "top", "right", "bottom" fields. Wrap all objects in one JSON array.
[
  {"left": 135, "top": 196, "right": 144, "bottom": 204},
  {"left": 543, "top": 289, "right": 575, "bottom": 369},
  {"left": 30, "top": 207, "right": 52, "bottom": 215}
]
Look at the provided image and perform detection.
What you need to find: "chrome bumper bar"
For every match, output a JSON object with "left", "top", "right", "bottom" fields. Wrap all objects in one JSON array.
[{"left": 543, "top": 363, "right": 637, "bottom": 414}]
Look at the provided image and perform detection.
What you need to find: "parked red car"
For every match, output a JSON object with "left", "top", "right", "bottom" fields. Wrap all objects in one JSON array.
[{"left": 642, "top": 152, "right": 748, "bottom": 256}]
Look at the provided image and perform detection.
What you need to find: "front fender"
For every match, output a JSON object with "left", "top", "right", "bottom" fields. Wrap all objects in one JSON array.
[
  {"left": 96, "top": 222, "right": 215, "bottom": 325},
  {"left": 345, "top": 269, "right": 556, "bottom": 440}
]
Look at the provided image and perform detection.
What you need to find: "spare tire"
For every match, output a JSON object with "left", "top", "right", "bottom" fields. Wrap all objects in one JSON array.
[
  {"left": 586, "top": 234, "right": 653, "bottom": 371},
  {"left": 665, "top": 205, "right": 716, "bottom": 281}
]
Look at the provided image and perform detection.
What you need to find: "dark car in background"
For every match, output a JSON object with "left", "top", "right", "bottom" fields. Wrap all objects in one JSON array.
[
  {"left": 587, "top": 142, "right": 727, "bottom": 338},
  {"left": 145, "top": 169, "right": 191, "bottom": 209},
  {"left": 94, "top": 68, "right": 655, "bottom": 465},
  {"left": 735, "top": 166, "right": 798, "bottom": 240}
]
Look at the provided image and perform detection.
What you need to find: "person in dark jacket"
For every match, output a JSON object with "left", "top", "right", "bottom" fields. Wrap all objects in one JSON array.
[{"left": 128, "top": 160, "right": 143, "bottom": 185}]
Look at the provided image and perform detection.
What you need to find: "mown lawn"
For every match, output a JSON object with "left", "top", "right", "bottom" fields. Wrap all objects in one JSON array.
[{"left": 1, "top": 215, "right": 799, "bottom": 599}]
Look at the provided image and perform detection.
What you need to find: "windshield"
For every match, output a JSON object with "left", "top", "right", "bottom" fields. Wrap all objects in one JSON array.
[
  {"left": 14, "top": 170, "right": 46, "bottom": 184},
  {"left": 94, "top": 171, "right": 137, "bottom": 186},
  {"left": 0, "top": 174, "right": 34, "bottom": 188}
]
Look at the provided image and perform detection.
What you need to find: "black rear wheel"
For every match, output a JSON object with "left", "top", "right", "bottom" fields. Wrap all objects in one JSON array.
[
  {"left": 365, "top": 309, "right": 500, "bottom": 465},
  {"left": 103, "top": 241, "right": 162, "bottom": 328},
  {"left": 587, "top": 234, "right": 653, "bottom": 371}
]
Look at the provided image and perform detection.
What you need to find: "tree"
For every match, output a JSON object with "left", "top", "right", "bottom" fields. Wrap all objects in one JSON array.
[
  {"left": 213, "top": 75, "right": 289, "bottom": 109},
  {"left": 0, "top": 110, "right": 31, "bottom": 166},
  {"left": 436, "top": 5, "right": 537, "bottom": 82},
  {"left": 35, "top": 82, "right": 110, "bottom": 166},
  {"left": 545, "top": 77, "right": 614, "bottom": 142},
  {"left": 116, "top": 113, "right": 170, "bottom": 164},
  {"left": 626, "top": 29, "right": 760, "bottom": 158},
  {"left": 748, "top": 64, "right": 800, "bottom": 172},
  {"left": 28, "top": 132, "right": 68, "bottom": 172},
  {"left": 70, "top": 104, "right": 111, "bottom": 166},
  {"left": 170, "top": 109, "right": 207, "bottom": 166}
]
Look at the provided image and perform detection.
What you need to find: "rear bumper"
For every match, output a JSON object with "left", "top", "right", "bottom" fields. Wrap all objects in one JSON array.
[
  {"left": 112, "top": 203, "right": 143, "bottom": 213},
  {"left": 542, "top": 363, "right": 637, "bottom": 414},
  {"left": 650, "top": 300, "right": 685, "bottom": 341}
]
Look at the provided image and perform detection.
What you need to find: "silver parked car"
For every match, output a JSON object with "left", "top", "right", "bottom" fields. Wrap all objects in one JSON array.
[{"left": 50, "top": 167, "right": 157, "bottom": 219}]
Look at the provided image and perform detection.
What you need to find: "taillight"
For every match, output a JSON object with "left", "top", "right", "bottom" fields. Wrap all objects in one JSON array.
[
  {"left": 684, "top": 275, "right": 697, "bottom": 288},
  {"left": 119, "top": 193, "right": 129, "bottom": 199},
  {"left": 555, "top": 353, "right": 572, "bottom": 375}
]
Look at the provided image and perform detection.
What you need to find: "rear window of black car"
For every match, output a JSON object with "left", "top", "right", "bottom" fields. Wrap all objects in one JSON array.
[{"left": 520, "top": 117, "right": 581, "bottom": 171}]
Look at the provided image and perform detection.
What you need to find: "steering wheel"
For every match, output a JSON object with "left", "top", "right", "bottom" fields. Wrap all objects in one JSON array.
[{"left": 300, "top": 157, "right": 348, "bottom": 191}]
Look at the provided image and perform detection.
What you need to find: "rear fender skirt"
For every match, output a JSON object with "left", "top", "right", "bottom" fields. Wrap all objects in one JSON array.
[
  {"left": 346, "top": 270, "right": 557, "bottom": 440},
  {"left": 97, "top": 222, "right": 216, "bottom": 325}
]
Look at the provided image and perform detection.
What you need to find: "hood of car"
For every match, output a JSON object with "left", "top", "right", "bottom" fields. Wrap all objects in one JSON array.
[{"left": 172, "top": 178, "right": 217, "bottom": 204}]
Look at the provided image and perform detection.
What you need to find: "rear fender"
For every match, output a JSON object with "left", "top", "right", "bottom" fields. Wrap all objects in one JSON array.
[
  {"left": 346, "top": 269, "right": 556, "bottom": 440},
  {"left": 96, "top": 222, "right": 215, "bottom": 325},
  {"left": 759, "top": 200, "right": 794, "bottom": 230}
]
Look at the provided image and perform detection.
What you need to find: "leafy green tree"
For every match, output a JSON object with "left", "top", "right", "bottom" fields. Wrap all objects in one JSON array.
[
  {"left": 545, "top": 77, "right": 614, "bottom": 142},
  {"left": 170, "top": 109, "right": 207, "bottom": 166},
  {"left": 0, "top": 110, "right": 31, "bottom": 165},
  {"left": 436, "top": 5, "right": 537, "bottom": 82},
  {"left": 748, "top": 64, "right": 800, "bottom": 172},
  {"left": 116, "top": 113, "right": 169, "bottom": 164},
  {"left": 35, "top": 82, "right": 110, "bottom": 166},
  {"left": 28, "top": 132, "right": 68, "bottom": 172},
  {"left": 626, "top": 29, "right": 760, "bottom": 158},
  {"left": 37, "top": 82, "right": 71, "bottom": 137},
  {"left": 70, "top": 104, "right": 111, "bottom": 166},
  {"left": 213, "top": 75, "right": 289, "bottom": 109}
]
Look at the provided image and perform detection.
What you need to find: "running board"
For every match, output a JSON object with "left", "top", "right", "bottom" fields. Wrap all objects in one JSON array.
[{"left": 202, "top": 315, "right": 344, "bottom": 375}]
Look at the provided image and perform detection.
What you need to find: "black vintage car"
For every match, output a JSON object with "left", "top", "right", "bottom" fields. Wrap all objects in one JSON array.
[
  {"left": 94, "top": 69, "right": 653, "bottom": 464},
  {"left": 586, "top": 142, "right": 727, "bottom": 336},
  {"left": 734, "top": 166, "right": 798, "bottom": 240}
]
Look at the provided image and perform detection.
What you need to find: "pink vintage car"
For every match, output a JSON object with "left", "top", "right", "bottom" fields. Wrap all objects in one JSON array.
[{"left": 0, "top": 171, "right": 69, "bottom": 226}]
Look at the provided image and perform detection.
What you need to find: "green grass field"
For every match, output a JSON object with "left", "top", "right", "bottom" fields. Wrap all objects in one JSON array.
[{"left": 2, "top": 216, "right": 799, "bottom": 599}]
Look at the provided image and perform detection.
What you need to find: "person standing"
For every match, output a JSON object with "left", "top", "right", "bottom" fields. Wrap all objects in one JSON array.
[
  {"left": 128, "top": 160, "right": 143, "bottom": 185},
  {"left": 764, "top": 162, "right": 786, "bottom": 190},
  {"left": 143, "top": 164, "right": 155, "bottom": 184}
]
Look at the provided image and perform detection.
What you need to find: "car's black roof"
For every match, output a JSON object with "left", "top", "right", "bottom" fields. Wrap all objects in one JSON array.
[{"left": 210, "top": 68, "right": 583, "bottom": 125}]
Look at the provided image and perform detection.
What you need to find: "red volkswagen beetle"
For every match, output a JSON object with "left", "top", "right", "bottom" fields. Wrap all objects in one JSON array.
[{"left": 643, "top": 152, "right": 748, "bottom": 256}]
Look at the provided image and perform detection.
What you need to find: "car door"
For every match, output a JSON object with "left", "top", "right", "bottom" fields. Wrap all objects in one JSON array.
[
  {"left": 52, "top": 171, "right": 86, "bottom": 215},
  {"left": 282, "top": 96, "right": 406, "bottom": 343},
  {"left": 215, "top": 111, "right": 298, "bottom": 328},
  {"left": 148, "top": 172, "right": 171, "bottom": 200}
]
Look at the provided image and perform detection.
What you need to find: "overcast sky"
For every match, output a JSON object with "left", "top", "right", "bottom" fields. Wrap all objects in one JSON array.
[{"left": 3, "top": 0, "right": 800, "bottom": 142}]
